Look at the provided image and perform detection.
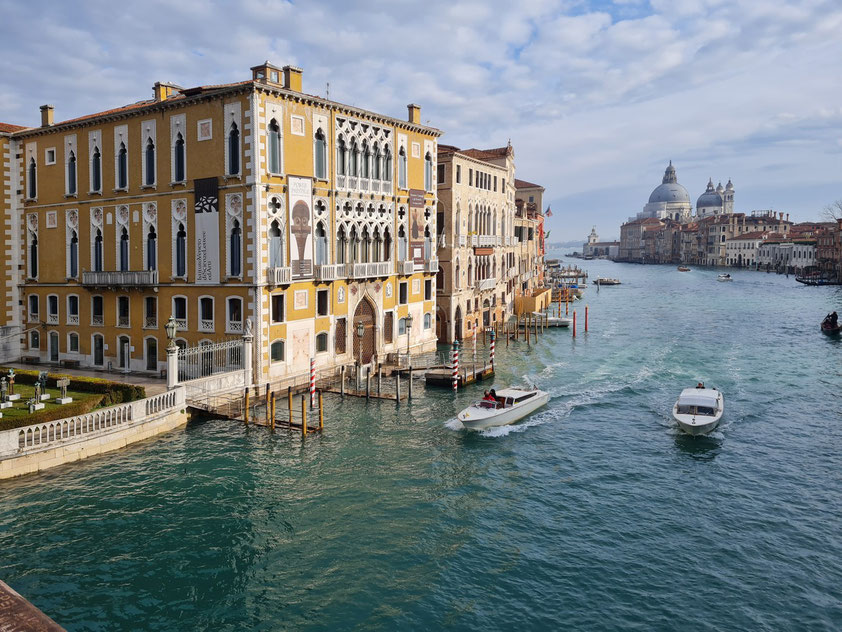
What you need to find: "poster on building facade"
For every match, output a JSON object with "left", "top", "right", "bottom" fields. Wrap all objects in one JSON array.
[
  {"left": 288, "top": 176, "right": 314, "bottom": 278},
  {"left": 194, "top": 177, "right": 220, "bottom": 284},
  {"left": 409, "top": 189, "right": 425, "bottom": 265}
]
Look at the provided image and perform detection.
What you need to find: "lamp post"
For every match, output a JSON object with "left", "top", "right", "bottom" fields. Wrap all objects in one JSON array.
[
  {"left": 165, "top": 315, "right": 178, "bottom": 390},
  {"left": 405, "top": 313, "right": 413, "bottom": 357}
]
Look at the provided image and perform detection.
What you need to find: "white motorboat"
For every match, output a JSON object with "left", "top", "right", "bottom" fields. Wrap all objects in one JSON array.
[
  {"left": 672, "top": 387, "right": 724, "bottom": 436},
  {"left": 595, "top": 277, "right": 621, "bottom": 286},
  {"left": 458, "top": 387, "right": 550, "bottom": 431},
  {"left": 717, "top": 273, "right": 733, "bottom": 282}
]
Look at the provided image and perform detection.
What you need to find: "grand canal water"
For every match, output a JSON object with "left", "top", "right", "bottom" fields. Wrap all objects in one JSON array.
[{"left": 2, "top": 259, "right": 842, "bottom": 630}]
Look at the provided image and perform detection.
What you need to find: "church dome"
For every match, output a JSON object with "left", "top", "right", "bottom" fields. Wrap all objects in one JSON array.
[
  {"left": 649, "top": 183, "right": 691, "bottom": 204},
  {"left": 648, "top": 161, "right": 691, "bottom": 205},
  {"left": 697, "top": 178, "right": 723, "bottom": 209}
]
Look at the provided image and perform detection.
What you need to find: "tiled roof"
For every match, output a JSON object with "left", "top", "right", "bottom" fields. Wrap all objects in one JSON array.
[
  {"left": 437, "top": 144, "right": 460, "bottom": 154},
  {"left": 0, "top": 122, "right": 27, "bottom": 133},
  {"left": 730, "top": 231, "right": 767, "bottom": 240},
  {"left": 515, "top": 178, "right": 542, "bottom": 189},
  {"left": 460, "top": 146, "right": 511, "bottom": 160}
]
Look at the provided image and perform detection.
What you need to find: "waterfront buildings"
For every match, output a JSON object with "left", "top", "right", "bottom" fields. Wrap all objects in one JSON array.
[
  {"left": 583, "top": 227, "right": 619, "bottom": 258},
  {"left": 434, "top": 144, "right": 545, "bottom": 343},
  {"left": 0, "top": 63, "right": 442, "bottom": 383}
]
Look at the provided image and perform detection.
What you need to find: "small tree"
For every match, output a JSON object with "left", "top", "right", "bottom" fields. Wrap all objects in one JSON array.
[{"left": 823, "top": 200, "right": 842, "bottom": 222}]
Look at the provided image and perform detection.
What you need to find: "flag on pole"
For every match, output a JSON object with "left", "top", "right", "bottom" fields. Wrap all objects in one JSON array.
[{"left": 545, "top": 206, "right": 553, "bottom": 217}]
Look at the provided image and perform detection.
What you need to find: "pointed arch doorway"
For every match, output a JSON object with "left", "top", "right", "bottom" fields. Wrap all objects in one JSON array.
[{"left": 352, "top": 296, "right": 376, "bottom": 365}]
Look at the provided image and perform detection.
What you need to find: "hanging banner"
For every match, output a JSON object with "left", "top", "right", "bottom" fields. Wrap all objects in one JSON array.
[
  {"left": 194, "top": 177, "right": 220, "bottom": 284},
  {"left": 409, "top": 188, "right": 425, "bottom": 265},
  {"left": 288, "top": 175, "right": 314, "bottom": 278}
]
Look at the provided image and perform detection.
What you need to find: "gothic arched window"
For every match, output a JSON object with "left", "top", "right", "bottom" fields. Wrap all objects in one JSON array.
[
  {"left": 67, "top": 150, "right": 77, "bottom": 195},
  {"left": 268, "top": 119, "right": 281, "bottom": 174},
  {"left": 228, "top": 123, "right": 240, "bottom": 175},
  {"left": 145, "top": 138, "right": 155, "bottom": 186},
  {"left": 174, "top": 133, "right": 185, "bottom": 182}
]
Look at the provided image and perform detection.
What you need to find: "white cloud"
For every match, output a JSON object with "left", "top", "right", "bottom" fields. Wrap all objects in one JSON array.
[{"left": 0, "top": 0, "right": 840, "bottom": 240}]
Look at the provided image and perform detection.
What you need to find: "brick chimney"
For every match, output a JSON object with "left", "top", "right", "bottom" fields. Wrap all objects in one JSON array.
[
  {"left": 283, "top": 65, "right": 303, "bottom": 92},
  {"left": 40, "top": 105, "right": 54, "bottom": 127},
  {"left": 407, "top": 103, "right": 421, "bottom": 124}
]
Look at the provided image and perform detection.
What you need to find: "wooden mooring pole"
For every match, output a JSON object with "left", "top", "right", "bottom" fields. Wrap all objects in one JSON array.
[
  {"left": 301, "top": 396, "right": 307, "bottom": 436},
  {"left": 396, "top": 371, "right": 402, "bottom": 402},
  {"left": 340, "top": 365, "right": 346, "bottom": 396},
  {"left": 319, "top": 391, "right": 324, "bottom": 430},
  {"left": 270, "top": 391, "right": 276, "bottom": 431},
  {"left": 244, "top": 388, "right": 250, "bottom": 425},
  {"left": 288, "top": 386, "right": 293, "bottom": 426},
  {"left": 408, "top": 365, "right": 413, "bottom": 400}
]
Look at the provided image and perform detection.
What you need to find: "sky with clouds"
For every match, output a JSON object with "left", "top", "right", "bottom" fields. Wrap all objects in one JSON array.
[{"left": 2, "top": 0, "right": 840, "bottom": 241}]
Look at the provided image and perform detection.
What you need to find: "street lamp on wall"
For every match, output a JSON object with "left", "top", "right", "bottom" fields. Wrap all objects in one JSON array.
[{"left": 356, "top": 321, "right": 365, "bottom": 367}]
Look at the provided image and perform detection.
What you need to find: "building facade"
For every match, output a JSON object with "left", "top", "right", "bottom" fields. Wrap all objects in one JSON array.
[{"left": 2, "top": 63, "right": 441, "bottom": 383}]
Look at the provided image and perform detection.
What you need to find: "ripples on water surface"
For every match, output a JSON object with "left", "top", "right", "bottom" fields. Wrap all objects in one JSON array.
[{"left": 2, "top": 261, "right": 842, "bottom": 630}]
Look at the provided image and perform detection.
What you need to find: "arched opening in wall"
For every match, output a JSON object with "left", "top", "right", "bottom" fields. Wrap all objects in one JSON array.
[
  {"left": 352, "top": 296, "right": 376, "bottom": 365},
  {"left": 454, "top": 305, "right": 463, "bottom": 341},
  {"left": 436, "top": 305, "right": 449, "bottom": 343},
  {"left": 483, "top": 299, "right": 491, "bottom": 327},
  {"left": 118, "top": 335, "right": 130, "bottom": 369}
]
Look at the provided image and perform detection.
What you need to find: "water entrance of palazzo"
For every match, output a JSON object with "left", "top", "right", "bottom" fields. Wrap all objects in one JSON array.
[{"left": 352, "top": 298, "right": 376, "bottom": 364}]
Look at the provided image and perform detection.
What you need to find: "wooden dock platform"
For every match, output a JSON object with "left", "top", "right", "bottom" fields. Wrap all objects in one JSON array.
[
  {"left": 425, "top": 363, "right": 494, "bottom": 388},
  {"left": 0, "top": 579, "right": 64, "bottom": 631}
]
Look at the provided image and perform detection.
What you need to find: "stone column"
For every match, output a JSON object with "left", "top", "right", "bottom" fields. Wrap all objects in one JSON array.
[{"left": 166, "top": 344, "right": 178, "bottom": 390}]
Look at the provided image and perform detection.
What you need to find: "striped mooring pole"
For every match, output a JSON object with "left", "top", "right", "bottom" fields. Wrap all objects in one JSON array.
[
  {"left": 452, "top": 340, "right": 459, "bottom": 392},
  {"left": 490, "top": 331, "right": 496, "bottom": 372},
  {"left": 309, "top": 358, "right": 316, "bottom": 408}
]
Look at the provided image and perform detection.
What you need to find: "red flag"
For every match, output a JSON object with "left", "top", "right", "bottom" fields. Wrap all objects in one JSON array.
[{"left": 545, "top": 206, "right": 553, "bottom": 217}]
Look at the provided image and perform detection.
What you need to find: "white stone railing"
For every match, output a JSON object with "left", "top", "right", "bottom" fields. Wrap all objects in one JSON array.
[
  {"left": 470, "top": 235, "right": 477, "bottom": 247},
  {"left": 266, "top": 266, "right": 292, "bottom": 285},
  {"left": 0, "top": 387, "right": 185, "bottom": 458},
  {"left": 479, "top": 235, "right": 495, "bottom": 247},
  {"left": 382, "top": 181, "right": 392, "bottom": 195},
  {"left": 336, "top": 175, "right": 346, "bottom": 189},
  {"left": 82, "top": 270, "right": 159, "bottom": 287},
  {"left": 315, "top": 264, "right": 340, "bottom": 282},
  {"left": 458, "top": 235, "right": 467, "bottom": 247},
  {"left": 349, "top": 262, "right": 391, "bottom": 279},
  {"left": 424, "top": 258, "right": 439, "bottom": 273},
  {"left": 67, "top": 314, "right": 79, "bottom": 325},
  {"left": 397, "top": 260, "right": 414, "bottom": 275},
  {"left": 479, "top": 277, "right": 496, "bottom": 291}
]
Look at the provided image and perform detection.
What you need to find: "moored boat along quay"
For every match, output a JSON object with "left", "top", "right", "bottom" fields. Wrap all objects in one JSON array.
[{"left": 2, "top": 259, "right": 841, "bottom": 630}]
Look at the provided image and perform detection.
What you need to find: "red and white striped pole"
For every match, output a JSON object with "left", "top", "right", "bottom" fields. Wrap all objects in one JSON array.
[
  {"left": 452, "top": 340, "right": 459, "bottom": 392},
  {"left": 309, "top": 358, "right": 316, "bottom": 408},
  {"left": 490, "top": 331, "right": 496, "bottom": 372}
]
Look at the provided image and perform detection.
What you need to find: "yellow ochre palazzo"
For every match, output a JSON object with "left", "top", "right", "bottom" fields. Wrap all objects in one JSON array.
[{"left": 0, "top": 62, "right": 441, "bottom": 383}]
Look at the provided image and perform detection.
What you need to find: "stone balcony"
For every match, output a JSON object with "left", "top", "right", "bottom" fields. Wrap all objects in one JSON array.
[
  {"left": 458, "top": 235, "right": 467, "bottom": 247},
  {"left": 82, "top": 270, "right": 159, "bottom": 287},
  {"left": 266, "top": 266, "right": 292, "bottom": 286},
  {"left": 349, "top": 261, "right": 392, "bottom": 279},
  {"left": 478, "top": 277, "right": 497, "bottom": 291},
  {"left": 424, "top": 258, "right": 439, "bottom": 273},
  {"left": 397, "top": 260, "right": 414, "bottom": 275},
  {"left": 315, "top": 264, "right": 340, "bottom": 282}
]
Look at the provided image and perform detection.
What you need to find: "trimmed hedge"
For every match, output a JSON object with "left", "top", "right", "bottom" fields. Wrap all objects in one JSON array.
[
  {"left": 0, "top": 369, "right": 146, "bottom": 407},
  {"left": 0, "top": 394, "right": 104, "bottom": 432}
]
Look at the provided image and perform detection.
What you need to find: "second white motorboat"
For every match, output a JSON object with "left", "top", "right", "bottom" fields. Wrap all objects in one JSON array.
[
  {"left": 458, "top": 387, "right": 550, "bottom": 431},
  {"left": 717, "top": 273, "right": 733, "bottom": 282},
  {"left": 672, "top": 387, "right": 724, "bottom": 436}
]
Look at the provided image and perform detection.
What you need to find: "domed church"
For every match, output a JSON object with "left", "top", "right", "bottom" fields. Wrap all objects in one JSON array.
[
  {"left": 696, "top": 178, "right": 734, "bottom": 218},
  {"left": 640, "top": 162, "right": 692, "bottom": 221}
]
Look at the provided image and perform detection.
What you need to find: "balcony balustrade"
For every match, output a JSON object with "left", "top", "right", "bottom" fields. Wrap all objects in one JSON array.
[
  {"left": 82, "top": 270, "right": 159, "bottom": 287},
  {"left": 67, "top": 314, "right": 79, "bottom": 325},
  {"left": 266, "top": 266, "right": 292, "bottom": 286},
  {"left": 371, "top": 181, "right": 380, "bottom": 193},
  {"left": 199, "top": 319, "right": 214, "bottom": 332},
  {"left": 227, "top": 320, "right": 243, "bottom": 334},
  {"left": 91, "top": 315, "right": 104, "bottom": 326},
  {"left": 397, "top": 260, "right": 414, "bottom": 275},
  {"left": 28, "top": 314, "right": 39, "bottom": 324},
  {"left": 348, "top": 176, "right": 358, "bottom": 189},
  {"left": 470, "top": 235, "right": 477, "bottom": 247},
  {"left": 479, "top": 277, "right": 497, "bottom": 291},
  {"left": 175, "top": 319, "right": 187, "bottom": 331},
  {"left": 144, "top": 316, "right": 157, "bottom": 329},
  {"left": 349, "top": 261, "right": 391, "bottom": 279},
  {"left": 117, "top": 316, "right": 130, "bottom": 328},
  {"left": 424, "top": 258, "right": 439, "bottom": 273},
  {"left": 47, "top": 314, "right": 58, "bottom": 325},
  {"left": 315, "top": 264, "right": 340, "bottom": 282},
  {"left": 336, "top": 175, "right": 346, "bottom": 189},
  {"left": 458, "top": 235, "right": 467, "bottom": 247},
  {"left": 360, "top": 179, "right": 369, "bottom": 192},
  {"left": 382, "top": 181, "right": 392, "bottom": 195}
]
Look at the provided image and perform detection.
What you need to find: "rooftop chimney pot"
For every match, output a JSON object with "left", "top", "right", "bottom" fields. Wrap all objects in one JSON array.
[
  {"left": 407, "top": 103, "right": 421, "bottom": 125},
  {"left": 283, "top": 65, "right": 303, "bottom": 92},
  {"left": 39, "top": 104, "right": 54, "bottom": 127}
]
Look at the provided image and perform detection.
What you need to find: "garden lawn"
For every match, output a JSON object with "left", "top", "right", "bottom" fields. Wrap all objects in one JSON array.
[{"left": 0, "top": 384, "right": 103, "bottom": 430}]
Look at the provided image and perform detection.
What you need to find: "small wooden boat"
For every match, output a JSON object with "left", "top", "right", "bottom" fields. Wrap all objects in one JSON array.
[
  {"left": 547, "top": 315, "right": 572, "bottom": 327},
  {"left": 821, "top": 314, "right": 841, "bottom": 335},
  {"left": 458, "top": 387, "right": 550, "bottom": 431},
  {"left": 672, "top": 387, "right": 724, "bottom": 436},
  {"left": 677, "top": 266, "right": 691, "bottom": 272}
]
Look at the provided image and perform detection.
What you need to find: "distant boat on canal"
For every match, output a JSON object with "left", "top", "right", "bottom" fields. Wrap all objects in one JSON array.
[{"left": 677, "top": 266, "right": 691, "bottom": 272}]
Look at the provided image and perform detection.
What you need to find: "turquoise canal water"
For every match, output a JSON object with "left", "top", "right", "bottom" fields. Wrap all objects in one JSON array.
[{"left": 2, "top": 259, "right": 842, "bottom": 630}]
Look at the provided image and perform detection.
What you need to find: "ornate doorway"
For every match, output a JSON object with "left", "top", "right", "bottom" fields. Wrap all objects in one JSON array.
[{"left": 352, "top": 297, "right": 376, "bottom": 364}]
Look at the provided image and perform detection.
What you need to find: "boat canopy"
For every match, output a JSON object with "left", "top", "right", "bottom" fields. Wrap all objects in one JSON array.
[{"left": 677, "top": 388, "right": 718, "bottom": 408}]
